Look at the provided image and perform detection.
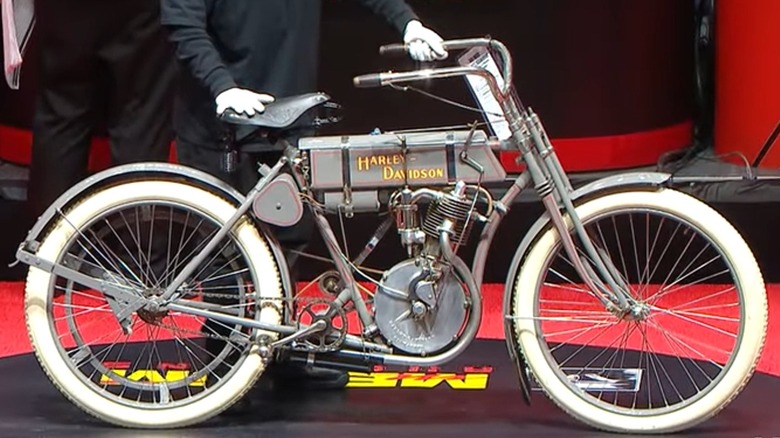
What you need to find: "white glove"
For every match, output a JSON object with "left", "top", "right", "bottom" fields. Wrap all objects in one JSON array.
[
  {"left": 403, "top": 20, "right": 447, "bottom": 62},
  {"left": 215, "top": 88, "right": 275, "bottom": 116}
]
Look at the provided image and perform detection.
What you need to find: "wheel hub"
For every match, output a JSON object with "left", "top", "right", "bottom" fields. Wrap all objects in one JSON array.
[
  {"left": 622, "top": 302, "right": 651, "bottom": 322},
  {"left": 137, "top": 295, "right": 168, "bottom": 324}
]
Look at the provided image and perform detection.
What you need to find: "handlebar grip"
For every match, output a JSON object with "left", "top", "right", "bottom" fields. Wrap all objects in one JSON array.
[
  {"left": 353, "top": 73, "right": 384, "bottom": 88},
  {"left": 379, "top": 43, "right": 408, "bottom": 56}
]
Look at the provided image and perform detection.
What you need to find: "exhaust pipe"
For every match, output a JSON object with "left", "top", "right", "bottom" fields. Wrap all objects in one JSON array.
[{"left": 284, "top": 350, "right": 378, "bottom": 373}]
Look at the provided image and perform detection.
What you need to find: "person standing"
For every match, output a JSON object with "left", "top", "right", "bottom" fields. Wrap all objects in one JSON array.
[
  {"left": 161, "top": 0, "right": 445, "bottom": 192},
  {"left": 160, "top": 0, "right": 446, "bottom": 391}
]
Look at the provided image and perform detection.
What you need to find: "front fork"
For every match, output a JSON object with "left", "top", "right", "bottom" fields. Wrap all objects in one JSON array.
[{"left": 511, "top": 107, "right": 635, "bottom": 312}]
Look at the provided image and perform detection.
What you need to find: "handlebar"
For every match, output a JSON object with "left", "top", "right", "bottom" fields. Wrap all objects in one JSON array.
[
  {"left": 353, "top": 38, "right": 514, "bottom": 100},
  {"left": 378, "top": 43, "right": 409, "bottom": 56}
]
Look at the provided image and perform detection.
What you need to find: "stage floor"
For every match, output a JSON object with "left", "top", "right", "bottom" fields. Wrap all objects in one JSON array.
[{"left": 0, "top": 340, "right": 778, "bottom": 437}]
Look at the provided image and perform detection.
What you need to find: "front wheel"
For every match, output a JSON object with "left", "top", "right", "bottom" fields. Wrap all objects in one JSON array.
[{"left": 511, "top": 188, "right": 767, "bottom": 434}]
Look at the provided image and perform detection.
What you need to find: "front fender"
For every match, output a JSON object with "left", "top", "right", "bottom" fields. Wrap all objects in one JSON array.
[
  {"left": 500, "top": 171, "right": 671, "bottom": 402},
  {"left": 19, "top": 162, "right": 295, "bottom": 303}
]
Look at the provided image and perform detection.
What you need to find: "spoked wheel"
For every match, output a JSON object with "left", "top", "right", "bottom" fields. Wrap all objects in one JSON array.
[
  {"left": 24, "top": 180, "right": 283, "bottom": 428},
  {"left": 511, "top": 188, "right": 767, "bottom": 434}
]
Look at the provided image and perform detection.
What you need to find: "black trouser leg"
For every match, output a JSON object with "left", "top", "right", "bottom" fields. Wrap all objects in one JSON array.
[
  {"left": 174, "top": 138, "right": 311, "bottom": 296},
  {"left": 175, "top": 139, "right": 345, "bottom": 393},
  {"left": 99, "top": 0, "right": 176, "bottom": 164},
  {"left": 174, "top": 141, "right": 281, "bottom": 345},
  {"left": 27, "top": 0, "right": 100, "bottom": 220},
  {"left": 174, "top": 139, "right": 314, "bottom": 248},
  {"left": 97, "top": 0, "right": 177, "bottom": 303},
  {"left": 26, "top": 0, "right": 176, "bottom": 221},
  {"left": 174, "top": 137, "right": 257, "bottom": 191}
]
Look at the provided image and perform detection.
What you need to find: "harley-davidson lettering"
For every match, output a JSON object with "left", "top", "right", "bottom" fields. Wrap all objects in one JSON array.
[
  {"left": 382, "top": 167, "right": 445, "bottom": 181},
  {"left": 356, "top": 153, "right": 445, "bottom": 181},
  {"left": 356, "top": 154, "right": 404, "bottom": 170}
]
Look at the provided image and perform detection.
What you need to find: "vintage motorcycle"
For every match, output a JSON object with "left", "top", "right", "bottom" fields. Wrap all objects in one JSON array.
[{"left": 16, "top": 37, "right": 767, "bottom": 434}]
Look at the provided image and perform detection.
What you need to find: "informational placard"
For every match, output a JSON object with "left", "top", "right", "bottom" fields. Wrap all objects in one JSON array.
[
  {"left": 531, "top": 368, "right": 644, "bottom": 393},
  {"left": 458, "top": 46, "right": 512, "bottom": 140}
]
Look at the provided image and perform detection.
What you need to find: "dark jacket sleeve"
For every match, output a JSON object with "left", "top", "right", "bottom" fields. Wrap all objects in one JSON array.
[
  {"left": 356, "top": 0, "right": 419, "bottom": 34},
  {"left": 160, "top": 0, "right": 236, "bottom": 98}
]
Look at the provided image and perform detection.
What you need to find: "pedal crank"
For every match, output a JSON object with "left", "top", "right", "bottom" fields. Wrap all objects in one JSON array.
[
  {"left": 270, "top": 319, "right": 328, "bottom": 349},
  {"left": 253, "top": 320, "right": 329, "bottom": 362}
]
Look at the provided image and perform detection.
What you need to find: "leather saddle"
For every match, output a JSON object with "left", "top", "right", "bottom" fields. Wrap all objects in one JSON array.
[{"left": 219, "top": 92, "right": 337, "bottom": 130}]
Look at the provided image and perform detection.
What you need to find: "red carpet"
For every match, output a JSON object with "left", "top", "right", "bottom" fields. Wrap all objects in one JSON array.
[{"left": 2, "top": 281, "right": 778, "bottom": 376}]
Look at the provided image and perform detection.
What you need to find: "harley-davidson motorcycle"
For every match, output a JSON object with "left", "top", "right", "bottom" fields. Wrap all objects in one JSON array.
[{"left": 16, "top": 37, "right": 767, "bottom": 434}]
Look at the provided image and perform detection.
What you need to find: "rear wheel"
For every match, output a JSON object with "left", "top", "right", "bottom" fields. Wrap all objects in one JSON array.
[
  {"left": 512, "top": 188, "right": 767, "bottom": 433},
  {"left": 25, "top": 180, "right": 283, "bottom": 428}
]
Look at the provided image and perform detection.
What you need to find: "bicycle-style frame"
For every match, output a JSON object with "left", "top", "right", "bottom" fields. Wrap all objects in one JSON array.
[{"left": 16, "top": 38, "right": 655, "bottom": 374}]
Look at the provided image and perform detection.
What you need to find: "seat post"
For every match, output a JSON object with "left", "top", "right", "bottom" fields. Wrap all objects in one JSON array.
[{"left": 220, "top": 125, "right": 239, "bottom": 174}]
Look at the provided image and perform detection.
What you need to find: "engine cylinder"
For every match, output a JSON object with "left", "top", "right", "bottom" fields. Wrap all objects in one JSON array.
[{"left": 422, "top": 192, "right": 474, "bottom": 242}]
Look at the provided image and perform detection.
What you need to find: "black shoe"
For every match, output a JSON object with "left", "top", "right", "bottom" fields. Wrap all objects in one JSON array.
[{"left": 267, "top": 362, "right": 349, "bottom": 391}]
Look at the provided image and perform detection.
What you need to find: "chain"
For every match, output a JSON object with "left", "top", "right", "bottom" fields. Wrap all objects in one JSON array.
[{"left": 148, "top": 291, "right": 344, "bottom": 347}]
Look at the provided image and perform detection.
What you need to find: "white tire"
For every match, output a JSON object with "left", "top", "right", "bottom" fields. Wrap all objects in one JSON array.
[
  {"left": 25, "top": 180, "right": 283, "bottom": 428},
  {"left": 512, "top": 188, "right": 767, "bottom": 434}
]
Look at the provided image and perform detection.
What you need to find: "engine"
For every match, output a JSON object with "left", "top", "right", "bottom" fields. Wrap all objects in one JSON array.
[
  {"left": 295, "top": 128, "right": 503, "bottom": 354},
  {"left": 373, "top": 181, "right": 492, "bottom": 355}
]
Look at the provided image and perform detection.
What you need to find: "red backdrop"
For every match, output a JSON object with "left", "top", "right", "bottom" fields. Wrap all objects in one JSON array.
[{"left": 714, "top": 0, "right": 780, "bottom": 168}]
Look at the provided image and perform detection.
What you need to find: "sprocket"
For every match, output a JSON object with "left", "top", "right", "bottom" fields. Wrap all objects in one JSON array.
[{"left": 296, "top": 298, "right": 347, "bottom": 352}]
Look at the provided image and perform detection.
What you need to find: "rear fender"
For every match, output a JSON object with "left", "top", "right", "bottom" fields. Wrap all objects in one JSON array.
[{"left": 19, "top": 162, "right": 296, "bottom": 307}]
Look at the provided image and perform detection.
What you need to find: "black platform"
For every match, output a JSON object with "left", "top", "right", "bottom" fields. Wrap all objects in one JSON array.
[{"left": 1, "top": 340, "right": 777, "bottom": 438}]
